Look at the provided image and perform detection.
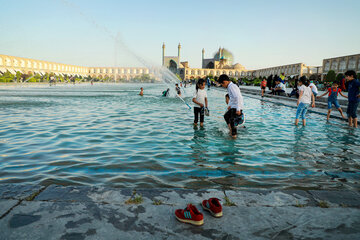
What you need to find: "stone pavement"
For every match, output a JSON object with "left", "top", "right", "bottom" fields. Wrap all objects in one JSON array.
[{"left": 0, "top": 184, "right": 360, "bottom": 240}]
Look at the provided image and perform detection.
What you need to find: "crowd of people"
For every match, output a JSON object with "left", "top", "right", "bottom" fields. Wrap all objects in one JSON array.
[
  {"left": 138, "top": 70, "right": 359, "bottom": 138},
  {"left": 259, "top": 70, "right": 359, "bottom": 127}
]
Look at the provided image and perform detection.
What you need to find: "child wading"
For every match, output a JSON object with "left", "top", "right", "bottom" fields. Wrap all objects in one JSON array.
[
  {"left": 345, "top": 70, "right": 360, "bottom": 128},
  {"left": 295, "top": 77, "right": 315, "bottom": 126},
  {"left": 317, "top": 82, "right": 347, "bottom": 120},
  {"left": 192, "top": 79, "right": 208, "bottom": 127},
  {"left": 175, "top": 83, "right": 181, "bottom": 97},
  {"left": 218, "top": 74, "right": 244, "bottom": 138}
]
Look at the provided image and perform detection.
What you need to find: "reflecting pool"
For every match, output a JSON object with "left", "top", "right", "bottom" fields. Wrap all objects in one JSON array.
[{"left": 0, "top": 83, "right": 359, "bottom": 190}]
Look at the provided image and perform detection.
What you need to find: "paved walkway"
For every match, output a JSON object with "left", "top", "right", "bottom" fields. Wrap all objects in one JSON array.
[{"left": 1, "top": 184, "right": 360, "bottom": 240}]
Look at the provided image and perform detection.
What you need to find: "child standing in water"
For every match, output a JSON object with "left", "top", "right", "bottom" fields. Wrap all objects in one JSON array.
[
  {"left": 175, "top": 83, "right": 181, "bottom": 96},
  {"left": 345, "top": 70, "right": 360, "bottom": 128},
  {"left": 192, "top": 79, "right": 208, "bottom": 127},
  {"left": 317, "top": 82, "right": 347, "bottom": 120},
  {"left": 295, "top": 77, "right": 315, "bottom": 126},
  {"left": 139, "top": 87, "right": 144, "bottom": 96}
]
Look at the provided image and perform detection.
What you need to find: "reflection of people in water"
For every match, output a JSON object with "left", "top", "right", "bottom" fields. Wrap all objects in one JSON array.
[
  {"left": 162, "top": 88, "right": 170, "bottom": 97},
  {"left": 139, "top": 87, "right": 144, "bottom": 96}
]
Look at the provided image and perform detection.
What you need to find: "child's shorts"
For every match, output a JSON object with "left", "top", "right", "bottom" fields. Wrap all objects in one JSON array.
[{"left": 328, "top": 100, "right": 340, "bottom": 109}]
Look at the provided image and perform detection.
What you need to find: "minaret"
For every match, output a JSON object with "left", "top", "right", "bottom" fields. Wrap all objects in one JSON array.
[
  {"left": 218, "top": 47, "right": 221, "bottom": 60},
  {"left": 178, "top": 43, "right": 181, "bottom": 65},
  {"left": 202, "top": 48, "right": 205, "bottom": 68},
  {"left": 162, "top": 42, "right": 165, "bottom": 66}
]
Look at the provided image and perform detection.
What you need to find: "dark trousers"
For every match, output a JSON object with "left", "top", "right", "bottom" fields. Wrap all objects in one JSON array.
[
  {"left": 194, "top": 107, "right": 204, "bottom": 123},
  {"left": 272, "top": 89, "right": 285, "bottom": 95},
  {"left": 224, "top": 108, "right": 237, "bottom": 136}
]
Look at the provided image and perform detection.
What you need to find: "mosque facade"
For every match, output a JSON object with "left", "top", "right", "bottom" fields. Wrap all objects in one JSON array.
[{"left": 162, "top": 43, "right": 252, "bottom": 80}]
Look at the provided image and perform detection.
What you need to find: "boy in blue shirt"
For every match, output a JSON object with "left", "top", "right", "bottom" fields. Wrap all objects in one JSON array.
[{"left": 345, "top": 70, "right": 360, "bottom": 128}]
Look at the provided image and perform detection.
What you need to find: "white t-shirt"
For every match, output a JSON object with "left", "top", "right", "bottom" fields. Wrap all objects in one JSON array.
[
  {"left": 193, "top": 89, "right": 207, "bottom": 107},
  {"left": 299, "top": 85, "right": 312, "bottom": 104},
  {"left": 309, "top": 83, "right": 318, "bottom": 94},
  {"left": 227, "top": 82, "right": 244, "bottom": 111},
  {"left": 276, "top": 82, "right": 286, "bottom": 91}
]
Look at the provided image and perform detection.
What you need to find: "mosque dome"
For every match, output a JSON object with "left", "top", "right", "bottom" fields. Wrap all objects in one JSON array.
[
  {"left": 233, "top": 63, "right": 243, "bottom": 70},
  {"left": 214, "top": 48, "right": 234, "bottom": 65}
]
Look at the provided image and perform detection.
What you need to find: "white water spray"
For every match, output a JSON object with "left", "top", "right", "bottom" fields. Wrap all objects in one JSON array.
[{"left": 57, "top": 0, "right": 190, "bottom": 109}]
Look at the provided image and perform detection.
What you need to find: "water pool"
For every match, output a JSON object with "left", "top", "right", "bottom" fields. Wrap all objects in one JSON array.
[{"left": 0, "top": 83, "right": 359, "bottom": 190}]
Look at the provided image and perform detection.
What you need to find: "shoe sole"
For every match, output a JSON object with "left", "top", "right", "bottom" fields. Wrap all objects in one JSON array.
[
  {"left": 175, "top": 216, "right": 204, "bottom": 226},
  {"left": 201, "top": 203, "right": 223, "bottom": 218}
]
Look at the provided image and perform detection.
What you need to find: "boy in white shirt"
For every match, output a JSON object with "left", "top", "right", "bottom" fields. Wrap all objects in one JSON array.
[{"left": 218, "top": 74, "right": 244, "bottom": 138}]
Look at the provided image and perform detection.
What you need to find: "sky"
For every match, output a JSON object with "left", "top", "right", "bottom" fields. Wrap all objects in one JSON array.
[{"left": 0, "top": 0, "right": 359, "bottom": 70}]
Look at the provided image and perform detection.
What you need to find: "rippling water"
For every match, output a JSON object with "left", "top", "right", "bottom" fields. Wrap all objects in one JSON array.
[{"left": 0, "top": 83, "right": 359, "bottom": 190}]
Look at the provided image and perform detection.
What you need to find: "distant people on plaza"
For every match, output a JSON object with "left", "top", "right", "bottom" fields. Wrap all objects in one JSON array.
[
  {"left": 309, "top": 81, "right": 319, "bottom": 97},
  {"left": 279, "top": 73, "right": 285, "bottom": 84},
  {"left": 180, "top": 82, "right": 183, "bottom": 88},
  {"left": 295, "top": 76, "right": 315, "bottom": 126},
  {"left": 192, "top": 79, "right": 208, "bottom": 127},
  {"left": 345, "top": 70, "right": 360, "bottom": 128},
  {"left": 272, "top": 79, "right": 286, "bottom": 95},
  {"left": 162, "top": 88, "right": 170, "bottom": 97},
  {"left": 91, "top": 80, "right": 94, "bottom": 85},
  {"left": 218, "top": 74, "right": 244, "bottom": 138},
  {"left": 139, "top": 87, "right": 144, "bottom": 96},
  {"left": 260, "top": 77, "right": 267, "bottom": 97},
  {"left": 272, "top": 75, "right": 278, "bottom": 89},
  {"left": 317, "top": 82, "right": 347, "bottom": 121},
  {"left": 288, "top": 77, "right": 299, "bottom": 98},
  {"left": 207, "top": 77, "right": 211, "bottom": 90},
  {"left": 175, "top": 83, "right": 181, "bottom": 96},
  {"left": 267, "top": 75, "right": 273, "bottom": 91},
  {"left": 340, "top": 77, "right": 346, "bottom": 91}
]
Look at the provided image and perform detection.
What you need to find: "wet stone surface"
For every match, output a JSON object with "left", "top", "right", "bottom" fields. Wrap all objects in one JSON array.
[{"left": 0, "top": 184, "right": 360, "bottom": 240}]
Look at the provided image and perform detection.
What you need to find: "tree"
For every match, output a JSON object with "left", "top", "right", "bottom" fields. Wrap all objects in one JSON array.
[
  {"left": 16, "top": 71, "right": 22, "bottom": 82},
  {"left": 336, "top": 73, "right": 344, "bottom": 83},
  {"left": 0, "top": 71, "right": 15, "bottom": 82},
  {"left": 357, "top": 72, "right": 360, "bottom": 80},
  {"left": 325, "top": 70, "right": 336, "bottom": 83}
]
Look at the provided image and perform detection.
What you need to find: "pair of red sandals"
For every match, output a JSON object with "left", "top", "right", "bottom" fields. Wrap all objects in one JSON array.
[{"left": 175, "top": 198, "right": 222, "bottom": 226}]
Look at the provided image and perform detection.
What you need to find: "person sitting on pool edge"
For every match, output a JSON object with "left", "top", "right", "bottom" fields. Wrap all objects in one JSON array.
[
  {"left": 272, "top": 79, "right": 286, "bottom": 95},
  {"left": 217, "top": 74, "right": 244, "bottom": 138}
]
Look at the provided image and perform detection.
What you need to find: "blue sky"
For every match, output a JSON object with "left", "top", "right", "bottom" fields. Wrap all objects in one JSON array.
[{"left": 1, "top": 0, "right": 359, "bottom": 69}]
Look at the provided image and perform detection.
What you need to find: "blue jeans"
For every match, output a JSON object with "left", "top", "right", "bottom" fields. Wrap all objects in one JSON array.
[{"left": 296, "top": 102, "right": 309, "bottom": 120}]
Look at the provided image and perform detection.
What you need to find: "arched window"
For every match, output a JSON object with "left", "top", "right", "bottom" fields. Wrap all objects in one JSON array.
[
  {"left": 169, "top": 60, "right": 177, "bottom": 74},
  {"left": 206, "top": 62, "right": 214, "bottom": 69}
]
